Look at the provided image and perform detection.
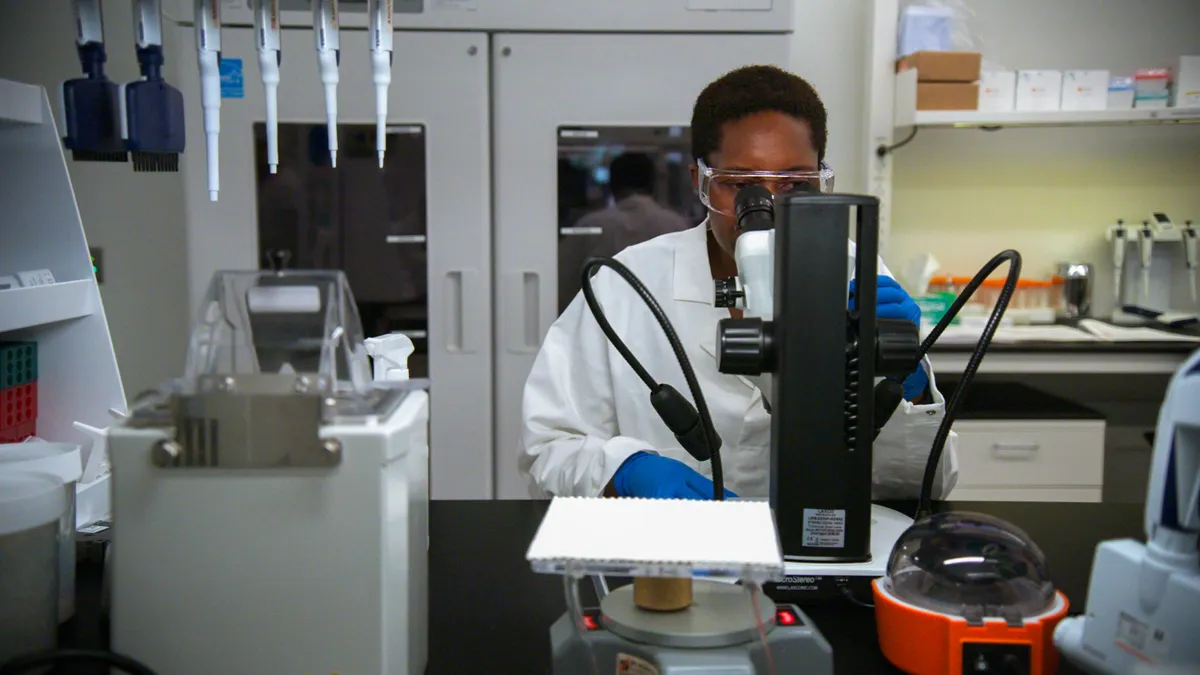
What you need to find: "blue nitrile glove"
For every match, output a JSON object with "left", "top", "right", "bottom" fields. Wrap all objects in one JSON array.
[
  {"left": 848, "top": 275, "right": 929, "bottom": 401},
  {"left": 612, "top": 452, "right": 738, "bottom": 500}
]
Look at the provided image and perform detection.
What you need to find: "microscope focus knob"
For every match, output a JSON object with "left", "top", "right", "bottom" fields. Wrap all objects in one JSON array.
[
  {"left": 875, "top": 318, "right": 921, "bottom": 378},
  {"left": 717, "top": 317, "right": 772, "bottom": 375},
  {"left": 714, "top": 277, "right": 744, "bottom": 308}
]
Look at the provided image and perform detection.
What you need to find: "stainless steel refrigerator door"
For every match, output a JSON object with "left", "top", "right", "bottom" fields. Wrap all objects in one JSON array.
[
  {"left": 491, "top": 32, "right": 791, "bottom": 499},
  {"left": 177, "top": 28, "right": 492, "bottom": 498}
]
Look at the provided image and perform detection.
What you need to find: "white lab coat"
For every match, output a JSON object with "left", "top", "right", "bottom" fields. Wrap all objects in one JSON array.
[{"left": 519, "top": 222, "right": 958, "bottom": 500}]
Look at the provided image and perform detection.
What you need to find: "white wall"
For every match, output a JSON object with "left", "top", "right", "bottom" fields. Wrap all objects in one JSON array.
[
  {"left": 885, "top": 0, "right": 1200, "bottom": 317},
  {"left": 0, "top": 0, "right": 191, "bottom": 398}
]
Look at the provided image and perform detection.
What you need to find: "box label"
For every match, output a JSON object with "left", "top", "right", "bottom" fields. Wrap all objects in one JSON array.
[
  {"left": 802, "top": 508, "right": 846, "bottom": 548},
  {"left": 220, "top": 58, "right": 244, "bottom": 99}
]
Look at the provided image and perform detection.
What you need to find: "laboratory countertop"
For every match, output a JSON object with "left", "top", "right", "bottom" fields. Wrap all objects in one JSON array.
[
  {"left": 929, "top": 317, "right": 1199, "bottom": 354},
  {"left": 60, "top": 499, "right": 1142, "bottom": 675}
]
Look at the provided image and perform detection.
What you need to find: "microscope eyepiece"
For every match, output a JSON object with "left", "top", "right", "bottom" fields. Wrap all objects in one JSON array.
[{"left": 734, "top": 185, "right": 775, "bottom": 232}]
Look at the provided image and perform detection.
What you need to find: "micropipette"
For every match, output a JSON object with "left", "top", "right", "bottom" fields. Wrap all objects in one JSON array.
[
  {"left": 254, "top": 0, "right": 282, "bottom": 174},
  {"left": 1184, "top": 221, "right": 1198, "bottom": 304},
  {"left": 196, "top": 0, "right": 222, "bottom": 200},
  {"left": 367, "top": 0, "right": 393, "bottom": 168},
  {"left": 1112, "top": 220, "right": 1127, "bottom": 305},
  {"left": 313, "top": 0, "right": 340, "bottom": 168},
  {"left": 1139, "top": 220, "right": 1154, "bottom": 302}
]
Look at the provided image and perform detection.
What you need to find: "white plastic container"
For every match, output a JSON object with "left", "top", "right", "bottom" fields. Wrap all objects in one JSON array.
[
  {"left": 1016, "top": 70, "right": 1063, "bottom": 112},
  {"left": 0, "top": 442, "right": 83, "bottom": 621},
  {"left": 1062, "top": 70, "right": 1109, "bottom": 111},
  {"left": 0, "top": 472, "right": 66, "bottom": 664},
  {"left": 978, "top": 71, "right": 1016, "bottom": 112}
]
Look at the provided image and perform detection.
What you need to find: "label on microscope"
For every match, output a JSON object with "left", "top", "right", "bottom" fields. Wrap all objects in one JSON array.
[
  {"left": 615, "top": 653, "right": 659, "bottom": 675},
  {"left": 802, "top": 508, "right": 846, "bottom": 548}
]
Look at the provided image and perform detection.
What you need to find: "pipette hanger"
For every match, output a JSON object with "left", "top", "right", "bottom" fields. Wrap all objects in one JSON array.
[
  {"left": 368, "top": 0, "right": 393, "bottom": 168},
  {"left": 196, "top": 0, "right": 222, "bottom": 200},
  {"left": 254, "top": 0, "right": 282, "bottom": 174},
  {"left": 314, "top": 0, "right": 340, "bottom": 167}
]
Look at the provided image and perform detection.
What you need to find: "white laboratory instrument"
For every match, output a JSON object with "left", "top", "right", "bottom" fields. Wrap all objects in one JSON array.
[
  {"left": 528, "top": 497, "right": 833, "bottom": 675},
  {"left": 1054, "top": 347, "right": 1200, "bottom": 675},
  {"left": 367, "top": 0, "right": 391, "bottom": 168},
  {"left": 195, "top": 0, "right": 221, "bottom": 199},
  {"left": 109, "top": 270, "right": 430, "bottom": 675},
  {"left": 1107, "top": 214, "right": 1199, "bottom": 326},
  {"left": 253, "top": 0, "right": 281, "bottom": 173},
  {"left": 313, "top": 0, "right": 339, "bottom": 167},
  {"left": 167, "top": 0, "right": 794, "bottom": 500}
]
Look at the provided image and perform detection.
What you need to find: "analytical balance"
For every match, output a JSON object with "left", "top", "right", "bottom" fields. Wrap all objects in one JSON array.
[{"left": 108, "top": 270, "right": 430, "bottom": 675}]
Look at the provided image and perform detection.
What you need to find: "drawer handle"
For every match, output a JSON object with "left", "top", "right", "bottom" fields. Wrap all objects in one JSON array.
[{"left": 990, "top": 442, "right": 1040, "bottom": 460}]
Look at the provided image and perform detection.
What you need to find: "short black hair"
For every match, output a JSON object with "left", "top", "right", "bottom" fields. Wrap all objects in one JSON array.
[
  {"left": 608, "top": 152, "right": 656, "bottom": 197},
  {"left": 690, "top": 65, "right": 827, "bottom": 165}
]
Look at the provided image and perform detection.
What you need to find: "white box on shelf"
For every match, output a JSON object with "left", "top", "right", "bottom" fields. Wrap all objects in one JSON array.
[
  {"left": 1062, "top": 70, "right": 1109, "bottom": 111},
  {"left": 1176, "top": 55, "right": 1200, "bottom": 108},
  {"left": 1135, "top": 68, "right": 1170, "bottom": 94},
  {"left": 1136, "top": 93, "right": 1169, "bottom": 110},
  {"left": 1108, "top": 76, "right": 1135, "bottom": 110},
  {"left": 978, "top": 71, "right": 1016, "bottom": 112},
  {"left": 1016, "top": 70, "right": 1063, "bottom": 112}
]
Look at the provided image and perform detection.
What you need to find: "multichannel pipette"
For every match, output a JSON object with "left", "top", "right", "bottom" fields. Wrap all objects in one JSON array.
[
  {"left": 367, "top": 0, "right": 393, "bottom": 168},
  {"left": 196, "top": 0, "right": 222, "bottom": 200},
  {"left": 254, "top": 0, "right": 282, "bottom": 174},
  {"left": 313, "top": 0, "right": 340, "bottom": 168}
]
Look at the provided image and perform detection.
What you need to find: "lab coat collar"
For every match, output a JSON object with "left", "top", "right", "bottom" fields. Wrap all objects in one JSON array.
[{"left": 672, "top": 220, "right": 715, "bottom": 304}]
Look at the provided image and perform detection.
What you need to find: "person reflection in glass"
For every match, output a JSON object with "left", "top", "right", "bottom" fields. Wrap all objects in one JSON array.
[{"left": 559, "top": 152, "right": 692, "bottom": 312}]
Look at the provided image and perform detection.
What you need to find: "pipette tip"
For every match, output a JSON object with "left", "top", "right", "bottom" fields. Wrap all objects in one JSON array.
[
  {"left": 270, "top": 163, "right": 278, "bottom": 174},
  {"left": 330, "top": 150, "right": 337, "bottom": 168},
  {"left": 377, "top": 151, "right": 385, "bottom": 168},
  {"left": 209, "top": 190, "right": 218, "bottom": 202}
]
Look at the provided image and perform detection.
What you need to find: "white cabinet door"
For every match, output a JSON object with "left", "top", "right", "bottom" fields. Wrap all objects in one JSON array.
[
  {"left": 175, "top": 28, "right": 492, "bottom": 498},
  {"left": 491, "top": 32, "right": 791, "bottom": 499},
  {"left": 948, "top": 420, "right": 1106, "bottom": 503}
]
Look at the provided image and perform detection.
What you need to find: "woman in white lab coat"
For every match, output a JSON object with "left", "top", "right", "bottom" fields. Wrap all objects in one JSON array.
[{"left": 519, "top": 65, "right": 958, "bottom": 500}]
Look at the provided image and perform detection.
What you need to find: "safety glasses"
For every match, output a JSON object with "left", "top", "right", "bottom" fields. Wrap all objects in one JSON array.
[{"left": 697, "top": 158, "right": 836, "bottom": 218}]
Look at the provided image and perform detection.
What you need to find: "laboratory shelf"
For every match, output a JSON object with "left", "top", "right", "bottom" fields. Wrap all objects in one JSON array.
[
  {"left": 892, "top": 70, "right": 1200, "bottom": 131},
  {"left": 0, "top": 76, "right": 125, "bottom": 466},
  {"left": 899, "top": 107, "right": 1200, "bottom": 130},
  {"left": 0, "top": 78, "right": 43, "bottom": 125},
  {"left": 0, "top": 281, "right": 96, "bottom": 333}
]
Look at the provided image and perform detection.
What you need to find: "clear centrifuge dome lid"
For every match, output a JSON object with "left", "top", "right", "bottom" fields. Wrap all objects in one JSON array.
[{"left": 884, "top": 511, "right": 1056, "bottom": 623}]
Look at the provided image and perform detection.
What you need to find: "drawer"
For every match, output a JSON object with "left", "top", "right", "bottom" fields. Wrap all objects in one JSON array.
[{"left": 951, "top": 420, "right": 1105, "bottom": 490}]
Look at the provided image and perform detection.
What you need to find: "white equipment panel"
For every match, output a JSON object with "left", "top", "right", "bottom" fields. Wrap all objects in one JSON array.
[
  {"left": 174, "top": 28, "right": 492, "bottom": 499},
  {"left": 491, "top": 32, "right": 792, "bottom": 499},
  {"left": 189, "top": 0, "right": 792, "bottom": 32}
]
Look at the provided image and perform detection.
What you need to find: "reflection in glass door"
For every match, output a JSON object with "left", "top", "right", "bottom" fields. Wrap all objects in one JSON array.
[
  {"left": 254, "top": 123, "right": 430, "bottom": 378},
  {"left": 557, "top": 125, "right": 704, "bottom": 314}
]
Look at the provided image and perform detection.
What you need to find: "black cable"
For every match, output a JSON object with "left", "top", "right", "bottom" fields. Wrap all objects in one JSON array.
[
  {"left": 0, "top": 649, "right": 160, "bottom": 675},
  {"left": 915, "top": 250, "right": 1022, "bottom": 518},
  {"left": 581, "top": 257, "right": 725, "bottom": 500},
  {"left": 876, "top": 126, "right": 919, "bottom": 158}
]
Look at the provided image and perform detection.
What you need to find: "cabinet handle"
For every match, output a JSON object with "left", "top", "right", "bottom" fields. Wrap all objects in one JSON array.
[
  {"left": 990, "top": 442, "right": 1040, "bottom": 460},
  {"left": 385, "top": 234, "right": 427, "bottom": 245},
  {"left": 444, "top": 270, "right": 480, "bottom": 354},
  {"left": 505, "top": 270, "right": 541, "bottom": 354},
  {"left": 560, "top": 226, "right": 602, "bottom": 236}
]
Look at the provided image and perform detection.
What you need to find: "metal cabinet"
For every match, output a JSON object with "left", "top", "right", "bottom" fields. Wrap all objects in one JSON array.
[
  {"left": 176, "top": 28, "right": 492, "bottom": 499},
  {"left": 490, "top": 32, "right": 792, "bottom": 498}
]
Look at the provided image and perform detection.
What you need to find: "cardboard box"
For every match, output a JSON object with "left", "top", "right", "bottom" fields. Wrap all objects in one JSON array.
[
  {"left": 1176, "top": 55, "right": 1200, "bottom": 108},
  {"left": 1062, "top": 70, "right": 1110, "bottom": 111},
  {"left": 1016, "top": 70, "right": 1063, "bottom": 112},
  {"left": 917, "top": 82, "right": 980, "bottom": 111},
  {"left": 978, "top": 71, "right": 1016, "bottom": 112},
  {"left": 897, "top": 51, "right": 982, "bottom": 83}
]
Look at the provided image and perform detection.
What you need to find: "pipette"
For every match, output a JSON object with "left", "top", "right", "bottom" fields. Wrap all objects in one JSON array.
[
  {"left": 254, "top": 0, "right": 281, "bottom": 174},
  {"left": 1112, "top": 219, "right": 1127, "bottom": 305},
  {"left": 367, "top": 0, "right": 393, "bottom": 168},
  {"left": 1139, "top": 220, "right": 1154, "bottom": 302},
  {"left": 196, "top": 0, "right": 222, "bottom": 200},
  {"left": 1184, "top": 221, "right": 1197, "bottom": 303},
  {"left": 313, "top": 0, "right": 339, "bottom": 168}
]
